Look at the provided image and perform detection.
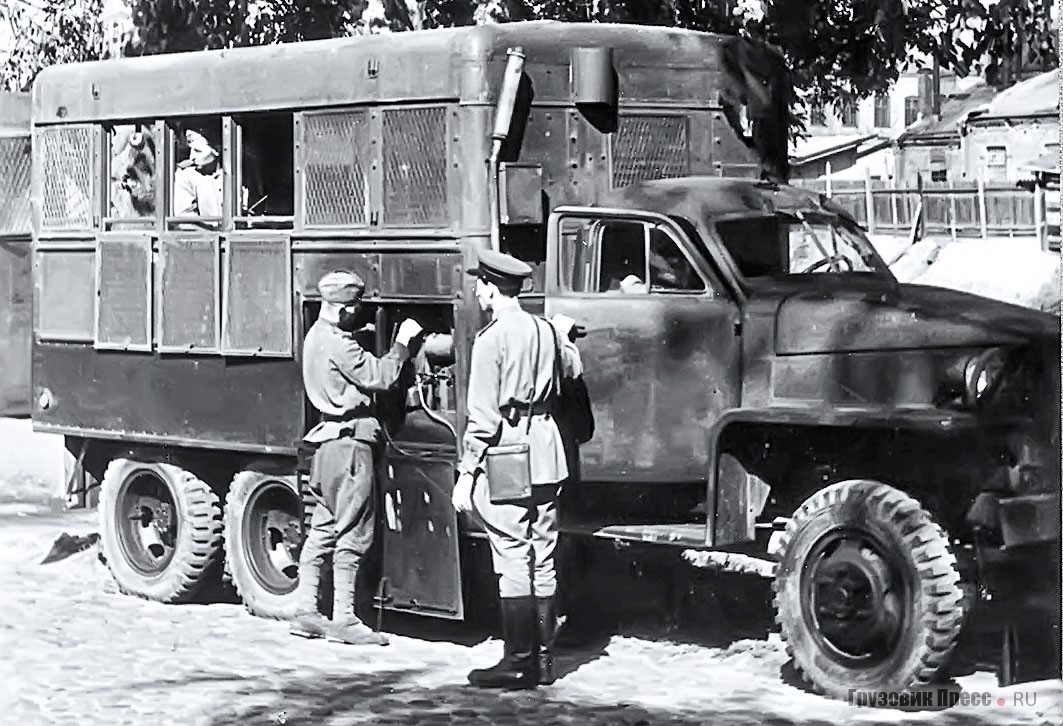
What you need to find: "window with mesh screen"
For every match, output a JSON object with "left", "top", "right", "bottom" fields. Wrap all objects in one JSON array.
[
  {"left": 610, "top": 115, "right": 690, "bottom": 189},
  {"left": 381, "top": 107, "right": 448, "bottom": 225},
  {"left": 222, "top": 237, "right": 292, "bottom": 356},
  {"left": 0, "top": 136, "right": 31, "bottom": 235},
  {"left": 157, "top": 236, "right": 218, "bottom": 352},
  {"left": 96, "top": 236, "right": 152, "bottom": 350},
  {"left": 36, "top": 250, "right": 95, "bottom": 340},
  {"left": 301, "top": 110, "right": 369, "bottom": 227},
  {"left": 38, "top": 125, "right": 96, "bottom": 230}
]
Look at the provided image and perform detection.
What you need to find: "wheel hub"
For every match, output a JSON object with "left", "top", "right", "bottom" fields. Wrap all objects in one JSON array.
[
  {"left": 241, "top": 481, "right": 302, "bottom": 595},
  {"left": 116, "top": 473, "right": 179, "bottom": 574},
  {"left": 805, "top": 530, "right": 906, "bottom": 663}
]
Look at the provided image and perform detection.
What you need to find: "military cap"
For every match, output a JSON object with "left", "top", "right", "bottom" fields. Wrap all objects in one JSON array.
[
  {"left": 466, "top": 248, "right": 533, "bottom": 286},
  {"left": 183, "top": 122, "right": 222, "bottom": 151},
  {"left": 318, "top": 270, "right": 365, "bottom": 304}
]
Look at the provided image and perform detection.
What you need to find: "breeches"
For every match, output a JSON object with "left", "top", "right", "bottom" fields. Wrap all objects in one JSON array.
[
  {"left": 472, "top": 479, "right": 560, "bottom": 598},
  {"left": 298, "top": 437, "right": 376, "bottom": 572}
]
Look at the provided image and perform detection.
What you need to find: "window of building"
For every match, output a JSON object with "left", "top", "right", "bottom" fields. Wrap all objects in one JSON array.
[
  {"left": 106, "top": 122, "right": 158, "bottom": 229},
  {"left": 839, "top": 99, "right": 858, "bottom": 128},
  {"left": 985, "top": 146, "right": 1008, "bottom": 182},
  {"left": 559, "top": 216, "right": 708, "bottom": 295},
  {"left": 873, "top": 93, "right": 891, "bottom": 128},
  {"left": 234, "top": 113, "right": 294, "bottom": 229},
  {"left": 904, "top": 97, "right": 920, "bottom": 126}
]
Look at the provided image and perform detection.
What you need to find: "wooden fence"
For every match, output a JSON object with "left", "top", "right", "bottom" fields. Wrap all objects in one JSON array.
[{"left": 791, "top": 177, "right": 1057, "bottom": 249}]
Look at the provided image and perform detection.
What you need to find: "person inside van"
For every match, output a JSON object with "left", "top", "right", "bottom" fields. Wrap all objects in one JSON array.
[{"left": 174, "top": 124, "right": 224, "bottom": 219}]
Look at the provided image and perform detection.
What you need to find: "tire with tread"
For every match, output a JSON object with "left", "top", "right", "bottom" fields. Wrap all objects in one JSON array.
[
  {"left": 223, "top": 470, "right": 304, "bottom": 620},
  {"left": 773, "top": 479, "right": 965, "bottom": 699},
  {"left": 99, "top": 458, "right": 223, "bottom": 603}
]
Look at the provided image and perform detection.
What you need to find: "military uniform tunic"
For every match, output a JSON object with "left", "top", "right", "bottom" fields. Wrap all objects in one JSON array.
[
  {"left": 460, "top": 297, "right": 583, "bottom": 598},
  {"left": 299, "top": 318, "right": 410, "bottom": 577}
]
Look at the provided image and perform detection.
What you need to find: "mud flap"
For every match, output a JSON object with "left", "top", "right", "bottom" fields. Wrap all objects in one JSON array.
[{"left": 712, "top": 453, "right": 771, "bottom": 547}]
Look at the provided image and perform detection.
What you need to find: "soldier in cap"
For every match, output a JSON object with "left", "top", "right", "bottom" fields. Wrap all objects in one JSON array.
[
  {"left": 291, "top": 270, "right": 424, "bottom": 645},
  {"left": 452, "top": 248, "right": 584, "bottom": 689}
]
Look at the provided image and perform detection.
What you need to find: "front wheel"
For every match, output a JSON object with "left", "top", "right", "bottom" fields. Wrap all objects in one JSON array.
[
  {"left": 223, "top": 470, "right": 304, "bottom": 619},
  {"left": 773, "top": 480, "right": 965, "bottom": 699}
]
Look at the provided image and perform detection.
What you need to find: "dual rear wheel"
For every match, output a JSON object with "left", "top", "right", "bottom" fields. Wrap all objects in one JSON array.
[{"left": 98, "top": 459, "right": 305, "bottom": 617}]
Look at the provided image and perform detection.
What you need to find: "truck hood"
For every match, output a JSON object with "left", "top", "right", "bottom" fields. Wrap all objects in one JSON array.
[{"left": 748, "top": 277, "right": 1060, "bottom": 354}]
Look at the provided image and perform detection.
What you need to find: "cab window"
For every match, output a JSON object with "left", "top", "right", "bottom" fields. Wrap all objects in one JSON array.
[{"left": 560, "top": 217, "right": 708, "bottom": 294}]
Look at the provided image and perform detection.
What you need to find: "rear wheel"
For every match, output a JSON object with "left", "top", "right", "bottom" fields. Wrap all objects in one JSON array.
[
  {"left": 223, "top": 470, "right": 304, "bottom": 619},
  {"left": 773, "top": 480, "right": 965, "bottom": 699},
  {"left": 99, "top": 458, "right": 223, "bottom": 603}
]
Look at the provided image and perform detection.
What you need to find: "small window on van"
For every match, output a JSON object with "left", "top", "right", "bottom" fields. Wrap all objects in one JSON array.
[
  {"left": 168, "top": 117, "right": 224, "bottom": 231},
  {"left": 107, "top": 123, "right": 158, "bottom": 227},
  {"left": 234, "top": 113, "right": 294, "bottom": 229}
]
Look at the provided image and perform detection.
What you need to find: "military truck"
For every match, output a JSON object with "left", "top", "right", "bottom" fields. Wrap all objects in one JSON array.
[
  {"left": 0, "top": 92, "right": 32, "bottom": 418},
  {"left": 28, "top": 21, "right": 1059, "bottom": 699}
]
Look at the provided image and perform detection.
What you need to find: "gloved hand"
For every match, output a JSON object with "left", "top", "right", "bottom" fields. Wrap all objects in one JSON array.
[
  {"left": 395, "top": 318, "right": 424, "bottom": 347},
  {"left": 550, "top": 313, "right": 576, "bottom": 339},
  {"left": 452, "top": 472, "right": 475, "bottom": 514}
]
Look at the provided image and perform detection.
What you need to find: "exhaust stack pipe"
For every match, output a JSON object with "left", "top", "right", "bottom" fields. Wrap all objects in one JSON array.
[{"left": 488, "top": 47, "right": 526, "bottom": 251}]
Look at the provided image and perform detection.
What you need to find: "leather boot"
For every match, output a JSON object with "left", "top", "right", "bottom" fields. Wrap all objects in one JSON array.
[
  {"left": 326, "top": 563, "right": 389, "bottom": 646},
  {"left": 289, "top": 559, "right": 328, "bottom": 640},
  {"left": 537, "top": 597, "right": 559, "bottom": 685},
  {"left": 468, "top": 596, "right": 540, "bottom": 689}
]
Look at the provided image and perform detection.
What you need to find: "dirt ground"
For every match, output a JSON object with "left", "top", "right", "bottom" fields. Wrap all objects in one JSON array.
[{"left": 1, "top": 423, "right": 1061, "bottom": 726}]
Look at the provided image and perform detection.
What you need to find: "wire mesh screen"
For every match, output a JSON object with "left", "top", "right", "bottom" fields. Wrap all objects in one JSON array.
[
  {"left": 223, "top": 238, "right": 291, "bottom": 355},
  {"left": 37, "top": 250, "right": 95, "bottom": 339},
  {"left": 303, "top": 112, "right": 368, "bottom": 226},
  {"left": 39, "top": 126, "right": 95, "bottom": 229},
  {"left": 382, "top": 107, "right": 448, "bottom": 225},
  {"left": 0, "top": 137, "right": 31, "bottom": 235},
  {"left": 97, "top": 238, "right": 151, "bottom": 348},
  {"left": 159, "top": 237, "right": 218, "bottom": 351},
  {"left": 611, "top": 116, "right": 690, "bottom": 189}
]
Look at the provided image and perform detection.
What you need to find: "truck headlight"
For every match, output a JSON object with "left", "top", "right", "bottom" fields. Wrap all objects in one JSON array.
[{"left": 964, "top": 348, "right": 1008, "bottom": 406}]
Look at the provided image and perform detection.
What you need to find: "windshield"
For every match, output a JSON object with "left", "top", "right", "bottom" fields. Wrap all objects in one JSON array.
[{"left": 712, "top": 212, "right": 891, "bottom": 278}]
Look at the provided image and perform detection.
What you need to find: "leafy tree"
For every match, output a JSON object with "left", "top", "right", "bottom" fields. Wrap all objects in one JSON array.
[
  {"left": 2, "top": 0, "right": 1056, "bottom": 129},
  {"left": 0, "top": 0, "right": 108, "bottom": 92}
]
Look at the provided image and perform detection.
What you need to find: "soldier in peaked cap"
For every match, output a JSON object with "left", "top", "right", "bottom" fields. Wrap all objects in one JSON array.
[
  {"left": 291, "top": 270, "right": 424, "bottom": 646},
  {"left": 452, "top": 248, "right": 585, "bottom": 689}
]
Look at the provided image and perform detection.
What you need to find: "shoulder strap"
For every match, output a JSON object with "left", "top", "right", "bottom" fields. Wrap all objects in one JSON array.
[{"left": 526, "top": 315, "right": 542, "bottom": 434}]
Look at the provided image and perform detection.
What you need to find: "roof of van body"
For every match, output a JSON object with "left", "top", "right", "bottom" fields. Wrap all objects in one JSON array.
[{"left": 33, "top": 21, "right": 752, "bottom": 124}]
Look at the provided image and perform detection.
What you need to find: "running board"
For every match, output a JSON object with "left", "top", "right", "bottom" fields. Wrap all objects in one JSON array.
[{"left": 681, "top": 550, "right": 778, "bottom": 578}]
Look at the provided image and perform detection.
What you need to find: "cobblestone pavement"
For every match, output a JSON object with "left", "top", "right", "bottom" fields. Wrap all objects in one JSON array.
[{"left": 1, "top": 510, "right": 1060, "bottom": 726}]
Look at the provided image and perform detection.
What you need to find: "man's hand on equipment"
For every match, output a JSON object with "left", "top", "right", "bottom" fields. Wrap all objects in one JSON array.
[
  {"left": 395, "top": 318, "right": 424, "bottom": 347},
  {"left": 452, "top": 472, "right": 475, "bottom": 514}
]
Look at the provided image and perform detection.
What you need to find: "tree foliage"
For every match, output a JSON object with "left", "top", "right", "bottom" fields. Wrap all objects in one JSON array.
[
  {"left": 0, "top": 0, "right": 108, "bottom": 92},
  {"left": 1, "top": 0, "right": 1057, "bottom": 125}
]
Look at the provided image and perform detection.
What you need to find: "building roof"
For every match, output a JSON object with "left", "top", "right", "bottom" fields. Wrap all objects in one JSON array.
[
  {"left": 976, "top": 70, "right": 1058, "bottom": 119},
  {"left": 790, "top": 134, "right": 882, "bottom": 165},
  {"left": 897, "top": 82, "right": 997, "bottom": 143}
]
